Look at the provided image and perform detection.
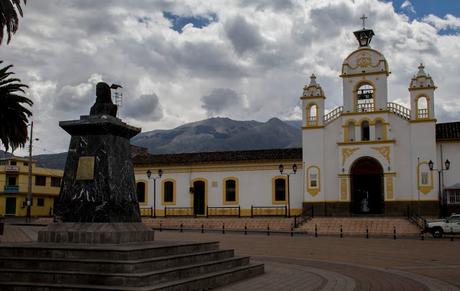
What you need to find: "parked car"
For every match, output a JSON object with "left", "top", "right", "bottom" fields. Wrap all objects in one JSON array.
[{"left": 425, "top": 214, "right": 460, "bottom": 238}]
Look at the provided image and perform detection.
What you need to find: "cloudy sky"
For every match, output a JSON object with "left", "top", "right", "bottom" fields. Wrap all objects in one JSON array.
[{"left": 1, "top": 0, "right": 460, "bottom": 155}]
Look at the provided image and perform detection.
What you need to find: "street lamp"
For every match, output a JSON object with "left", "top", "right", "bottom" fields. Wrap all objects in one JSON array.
[
  {"left": 26, "top": 121, "right": 39, "bottom": 224},
  {"left": 146, "top": 169, "right": 163, "bottom": 218},
  {"left": 428, "top": 159, "right": 451, "bottom": 217},
  {"left": 279, "top": 164, "right": 297, "bottom": 217}
]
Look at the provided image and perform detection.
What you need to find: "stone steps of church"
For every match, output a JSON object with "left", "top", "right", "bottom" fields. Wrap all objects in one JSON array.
[{"left": 298, "top": 217, "right": 421, "bottom": 235}]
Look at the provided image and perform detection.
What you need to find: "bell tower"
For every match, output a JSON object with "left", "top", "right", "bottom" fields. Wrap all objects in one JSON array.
[
  {"left": 341, "top": 17, "right": 389, "bottom": 113},
  {"left": 409, "top": 63, "right": 436, "bottom": 120},
  {"left": 301, "top": 74, "right": 325, "bottom": 127}
]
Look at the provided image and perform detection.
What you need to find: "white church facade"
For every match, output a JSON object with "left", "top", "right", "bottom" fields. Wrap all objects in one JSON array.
[{"left": 133, "top": 26, "right": 460, "bottom": 217}]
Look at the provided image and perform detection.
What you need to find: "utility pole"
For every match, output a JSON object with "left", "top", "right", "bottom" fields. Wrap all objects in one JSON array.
[{"left": 26, "top": 121, "right": 33, "bottom": 223}]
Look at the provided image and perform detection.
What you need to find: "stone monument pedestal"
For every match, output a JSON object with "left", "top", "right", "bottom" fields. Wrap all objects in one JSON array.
[{"left": 38, "top": 223, "right": 154, "bottom": 244}]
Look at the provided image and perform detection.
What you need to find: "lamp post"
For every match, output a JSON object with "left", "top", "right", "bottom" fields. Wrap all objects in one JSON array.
[
  {"left": 26, "top": 122, "right": 39, "bottom": 224},
  {"left": 428, "top": 159, "right": 450, "bottom": 217},
  {"left": 279, "top": 164, "right": 297, "bottom": 217},
  {"left": 146, "top": 169, "right": 163, "bottom": 218}
]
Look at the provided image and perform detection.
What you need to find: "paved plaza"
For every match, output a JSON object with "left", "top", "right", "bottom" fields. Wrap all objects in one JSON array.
[
  {"left": 1, "top": 223, "right": 459, "bottom": 290},
  {"left": 155, "top": 231, "right": 460, "bottom": 291}
]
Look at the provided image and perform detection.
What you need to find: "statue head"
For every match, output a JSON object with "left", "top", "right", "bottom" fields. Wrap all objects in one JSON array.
[
  {"left": 95, "top": 82, "right": 113, "bottom": 104},
  {"left": 90, "top": 82, "right": 117, "bottom": 117}
]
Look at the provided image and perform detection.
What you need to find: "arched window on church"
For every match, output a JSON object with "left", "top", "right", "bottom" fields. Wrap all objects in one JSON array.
[
  {"left": 348, "top": 121, "right": 356, "bottom": 142},
  {"left": 417, "top": 96, "right": 429, "bottom": 119},
  {"left": 361, "top": 120, "right": 370, "bottom": 141},
  {"left": 307, "top": 104, "right": 318, "bottom": 126},
  {"left": 375, "top": 120, "right": 384, "bottom": 140},
  {"left": 356, "top": 83, "right": 375, "bottom": 112}
]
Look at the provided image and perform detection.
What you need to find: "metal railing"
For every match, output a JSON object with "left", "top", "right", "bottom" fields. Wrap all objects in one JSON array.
[
  {"left": 5, "top": 165, "right": 19, "bottom": 173},
  {"left": 388, "top": 102, "right": 411, "bottom": 120},
  {"left": 251, "top": 205, "right": 288, "bottom": 217},
  {"left": 3, "top": 185, "right": 19, "bottom": 193},
  {"left": 207, "top": 206, "right": 240, "bottom": 217}
]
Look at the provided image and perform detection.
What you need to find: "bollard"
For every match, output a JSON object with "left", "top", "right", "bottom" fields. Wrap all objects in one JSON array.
[
  {"left": 201, "top": 224, "right": 204, "bottom": 234},
  {"left": 290, "top": 226, "right": 294, "bottom": 237},
  {"left": 393, "top": 226, "right": 396, "bottom": 240},
  {"left": 180, "top": 223, "right": 183, "bottom": 233},
  {"left": 222, "top": 223, "right": 225, "bottom": 234},
  {"left": 159, "top": 222, "right": 162, "bottom": 232},
  {"left": 366, "top": 226, "right": 369, "bottom": 239},
  {"left": 267, "top": 225, "right": 270, "bottom": 236},
  {"left": 315, "top": 224, "right": 318, "bottom": 238},
  {"left": 420, "top": 230, "right": 424, "bottom": 240},
  {"left": 244, "top": 224, "right": 247, "bottom": 235},
  {"left": 340, "top": 225, "right": 343, "bottom": 238},
  {"left": 451, "top": 229, "right": 454, "bottom": 242}
]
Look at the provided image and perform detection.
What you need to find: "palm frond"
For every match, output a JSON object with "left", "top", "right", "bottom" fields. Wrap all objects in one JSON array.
[
  {"left": 0, "top": 61, "right": 32, "bottom": 151},
  {"left": 0, "top": 0, "right": 26, "bottom": 44}
]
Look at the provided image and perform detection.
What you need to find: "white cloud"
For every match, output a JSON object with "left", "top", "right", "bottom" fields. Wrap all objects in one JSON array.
[
  {"left": 423, "top": 14, "right": 460, "bottom": 31},
  {"left": 1, "top": 0, "right": 459, "bottom": 156},
  {"left": 401, "top": 0, "right": 416, "bottom": 14}
]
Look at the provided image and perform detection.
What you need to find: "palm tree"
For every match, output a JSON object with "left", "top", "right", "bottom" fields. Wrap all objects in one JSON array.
[
  {"left": 0, "top": 0, "right": 27, "bottom": 44},
  {"left": 0, "top": 61, "right": 32, "bottom": 151}
]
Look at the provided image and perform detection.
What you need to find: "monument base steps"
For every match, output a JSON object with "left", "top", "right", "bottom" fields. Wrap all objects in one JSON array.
[{"left": 0, "top": 240, "right": 263, "bottom": 290}]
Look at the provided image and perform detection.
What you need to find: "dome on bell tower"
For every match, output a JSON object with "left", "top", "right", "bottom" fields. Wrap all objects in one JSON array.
[
  {"left": 303, "top": 74, "right": 324, "bottom": 98},
  {"left": 340, "top": 17, "right": 390, "bottom": 113}
]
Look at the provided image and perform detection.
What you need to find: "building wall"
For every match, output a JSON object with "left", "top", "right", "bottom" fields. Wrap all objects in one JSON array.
[
  {"left": 135, "top": 162, "right": 304, "bottom": 217},
  {"left": 437, "top": 142, "right": 460, "bottom": 190},
  {"left": 0, "top": 158, "right": 63, "bottom": 217}
]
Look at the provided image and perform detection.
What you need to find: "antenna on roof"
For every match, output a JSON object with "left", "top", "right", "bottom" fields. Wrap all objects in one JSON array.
[{"left": 110, "top": 84, "right": 123, "bottom": 117}]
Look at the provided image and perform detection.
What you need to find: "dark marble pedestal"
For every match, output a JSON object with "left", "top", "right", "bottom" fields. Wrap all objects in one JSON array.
[
  {"left": 54, "top": 114, "right": 142, "bottom": 223},
  {"left": 38, "top": 223, "right": 154, "bottom": 244}
]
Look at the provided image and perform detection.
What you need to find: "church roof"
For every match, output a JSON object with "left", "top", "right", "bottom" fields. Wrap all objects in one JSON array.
[
  {"left": 133, "top": 148, "right": 302, "bottom": 166},
  {"left": 436, "top": 122, "right": 460, "bottom": 141}
]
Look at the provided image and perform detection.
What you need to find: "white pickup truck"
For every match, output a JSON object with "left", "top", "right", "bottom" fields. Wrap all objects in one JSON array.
[{"left": 425, "top": 214, "right": 460, "bottom": 238}]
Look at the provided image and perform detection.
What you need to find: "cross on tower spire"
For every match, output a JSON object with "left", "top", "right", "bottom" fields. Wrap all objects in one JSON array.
[{"left": 360, "top": 14, "right": 367, "bottom": 29}]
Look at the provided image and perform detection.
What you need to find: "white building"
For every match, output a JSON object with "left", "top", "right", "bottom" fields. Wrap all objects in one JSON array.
[{"left": 133, "top": 26, "right": 460, "bottom": 217}]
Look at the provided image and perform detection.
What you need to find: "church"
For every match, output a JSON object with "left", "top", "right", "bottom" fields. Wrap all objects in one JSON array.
[{"left": 133, "top": 25, "right": 460, "bottom": 217}]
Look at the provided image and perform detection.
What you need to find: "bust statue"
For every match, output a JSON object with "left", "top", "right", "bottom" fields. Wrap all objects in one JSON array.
[{"left": 90, "top": 82, "right": 117, "bottom": 117}]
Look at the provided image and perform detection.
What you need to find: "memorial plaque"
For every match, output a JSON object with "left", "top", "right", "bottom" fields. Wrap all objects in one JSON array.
[{"left": 76, "top": 156, "right": 95, "bottom": 180}]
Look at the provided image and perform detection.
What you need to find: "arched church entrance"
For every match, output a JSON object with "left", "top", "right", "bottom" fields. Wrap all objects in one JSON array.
[{"left": 350, "top": 157, "right": 384, "bottom": 214}]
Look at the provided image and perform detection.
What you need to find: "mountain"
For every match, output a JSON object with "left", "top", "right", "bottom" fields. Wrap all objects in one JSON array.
[
  {"left": 130, "top": 117, "right": 302, "bottom": 154},
  {"left": 33, "top": 152, "right": 68, "bottom": 170},
  {"left": 20, "top": 117, "right": 302, "bottom": 169}
]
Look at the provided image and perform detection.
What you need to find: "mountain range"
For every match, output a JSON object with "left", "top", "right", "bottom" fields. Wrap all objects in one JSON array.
[{"left": 1, "top": 117, "right": 303, "bottom": 169}]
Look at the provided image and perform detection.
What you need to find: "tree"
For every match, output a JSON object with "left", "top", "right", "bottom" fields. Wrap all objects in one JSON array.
[
  {"left": 0, "top": 0, "right": 27, "bottom": 44},
  {"left": 0, "top": 61, "right": 32, "bottom": 151}
]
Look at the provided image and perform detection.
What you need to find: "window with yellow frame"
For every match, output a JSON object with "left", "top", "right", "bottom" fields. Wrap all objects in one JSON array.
[
  {"left": 272, "top": 176, "right": 287, "bottom": 204},
  {"left": 136, "top": 182, "right": 147, "bottom": 204},
  {"left": 162, "top": 179, "right": 176, "bottom": 205},
  {"left": 223, "top": 177, "right": 239, "bottom": 205}
]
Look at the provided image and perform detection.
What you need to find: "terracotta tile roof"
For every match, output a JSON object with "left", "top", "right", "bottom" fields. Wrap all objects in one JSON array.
[
  {"left": 436, "top": 122, "right": 460, "bottom": 141},
  {"left": 132, "top": 148, "right": 302, "bottom": 166}
]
